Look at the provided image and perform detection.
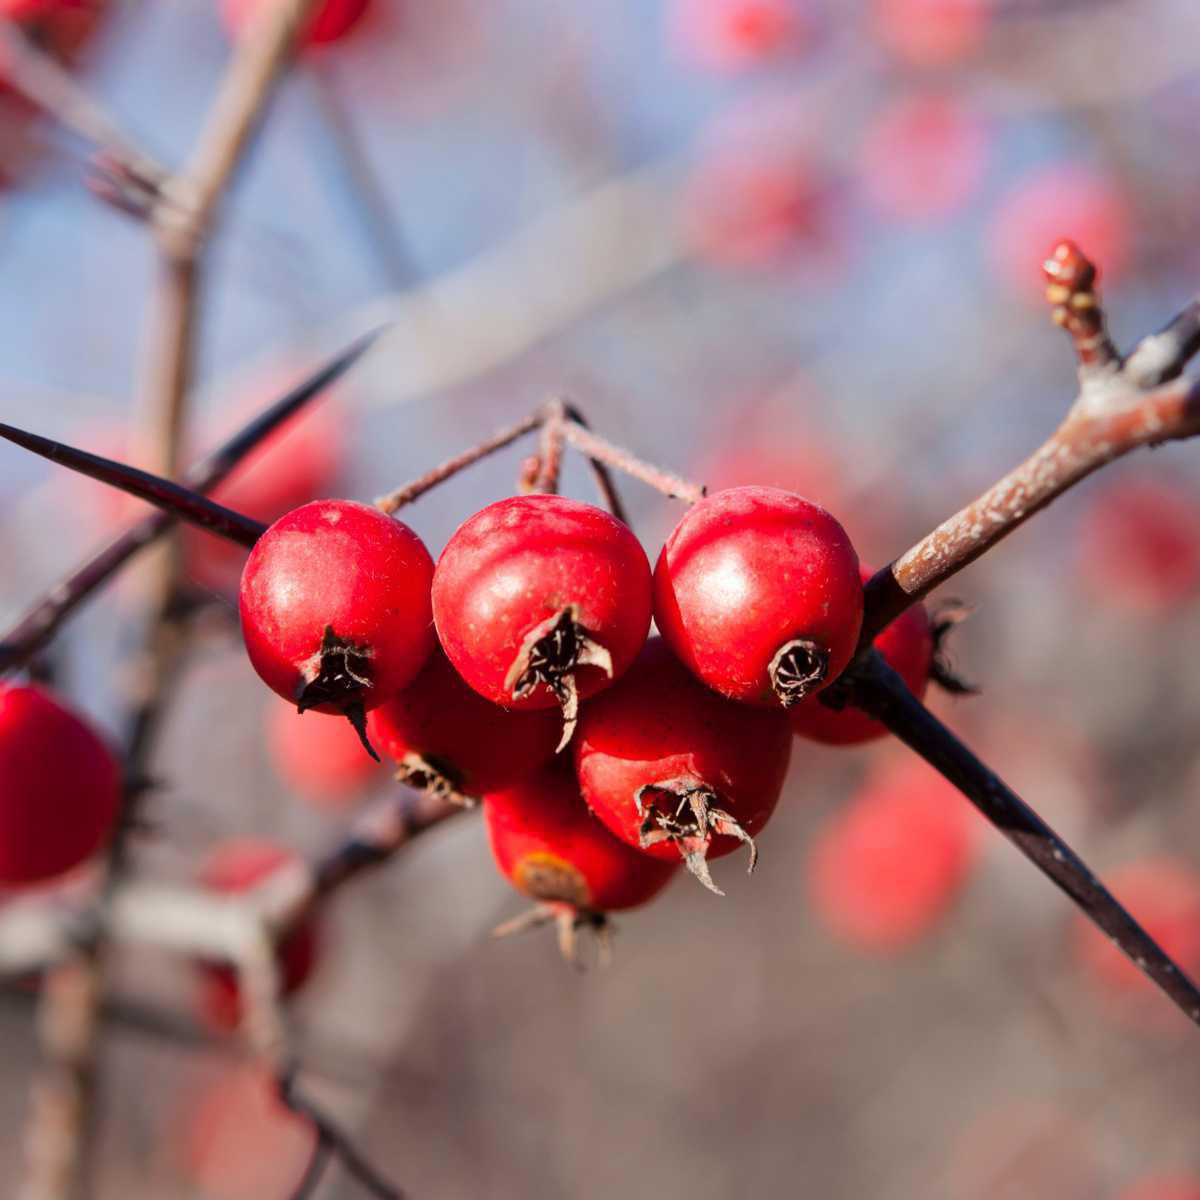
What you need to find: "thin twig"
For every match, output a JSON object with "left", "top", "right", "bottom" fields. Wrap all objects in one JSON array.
[
  {"left": 558, "top": 401, "right": 630, "bottom": 524},
  {"left": 0, "top": 329, "right": 384, "bottom": 677},
  {"left": 531, "top": 399, "right": 566, "bottom": 494},
  {"left": 561, "top": 419, "right": 705, "bottom": 503},
  {"left": 849, "top": 650, "right": 1200, "bottom": 1029}
]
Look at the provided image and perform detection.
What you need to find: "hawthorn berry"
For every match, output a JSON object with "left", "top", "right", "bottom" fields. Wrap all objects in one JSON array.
[
  {"left": 654, "top": 485, "right": 862, "bottom": 709},
  {"left": 806, "top": 758, "right": 978, "bottom": 951},
  {"left": 1073, "top": 856, "right": 1200, "bottom": 1033},
  {"left": 195, "top": 839, "right": 319, "bottom": 1031},
  {"left": 266, "top": 700, "right": 382, "bottom": 810},
  {"left": 485, "top": 762, "right": 677, "bottom": 960},
  {"left": 239, "top": 499, "right": 435, "bottom": 750},
  {"left": 790, "top": 566, "right": 935, "bottom": 746},
  {"left": 218, "top": 0, "right": 368, "bottom": 46},
  {"left": 431, "top": 494, "right": 652, "bottom": 749},
  {"left": 0, "top": 683, "right": 121, "bottom": 886},
  {"left": 668, "top": 0, "right": 811, "bottom": 72},
  {"left": 574, "top": 638, "right": 792, "bottom": 893},
  {"left": 367, "top": 647, "right": 561, "bottom": 806}
]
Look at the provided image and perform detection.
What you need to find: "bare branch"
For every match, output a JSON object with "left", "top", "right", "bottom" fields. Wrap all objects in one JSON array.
[
  {"left": 561, "top": 420, "right": 706, "bottom": 503},
  {"left": 849, "top": 651, "right": 1200, "bottom": 1030}
]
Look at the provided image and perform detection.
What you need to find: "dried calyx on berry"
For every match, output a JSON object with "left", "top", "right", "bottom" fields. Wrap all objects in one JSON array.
[
  {"left": 575, "top": 638, "right": 792, "bottom": 895},
  {"left": 294, "top": 625, "right": 378, "bottom": 758},
  {"left": 432, "top": 494, "right": 653, "bottom": 751}
]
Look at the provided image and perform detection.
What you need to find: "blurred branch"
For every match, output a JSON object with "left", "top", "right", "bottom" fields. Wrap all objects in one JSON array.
[
  {"left": 847, "top": 650, "right": 1200, "bottom": 1030},
  {"left": 858, "top": 242, "right": 1200, "bottom": 651}
]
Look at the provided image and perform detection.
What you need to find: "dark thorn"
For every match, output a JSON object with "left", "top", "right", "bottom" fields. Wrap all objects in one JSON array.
[
  {"left": 0, "top": 422, "right": 266, "bottom": 547},
  {"left": 768, "top": 638, "right": 829, "bottom": 707}
]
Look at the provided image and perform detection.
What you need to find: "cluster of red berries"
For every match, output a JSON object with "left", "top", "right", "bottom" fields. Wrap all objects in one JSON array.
[{"left": 233, "top": 482, "right": 941, "bottom": 951}]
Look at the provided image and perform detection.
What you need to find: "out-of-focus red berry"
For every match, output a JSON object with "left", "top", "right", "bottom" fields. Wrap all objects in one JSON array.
[
  {"left": 870, "top": 0, "right": 990, "bottom": 66},
  {"left": 1117, "top": 1176, "right": 1200, "bottom": 1200},
  {"left": 195, "top": 840, "right": 319, "bottom": 1031},
  {"left": 1074, "top": 856, "right": 1200, "bottom": 1031},
  {"left": 668, "top": 0, "right": 811, "bottom": 72},
  {"left": 1075, "top": 477, "right": 1200, "bottom": 616},
  {"left": 860, "top": 92, "right": 989, "bottom": 223},
  {"left": 218, "top": 0, "right": 369, "bottom": 46},
  {"left": 178, "top": 1067, "right": 315, "bottom": 1200},
  {"left": 266, "top": 701, "right": 381, "bottom": 810},
  {"left": 807, "top": 758, "right": 978, "bottom": 951},
  {"left": 988, "top": 164, "right": 1130, "bottom": 300}
]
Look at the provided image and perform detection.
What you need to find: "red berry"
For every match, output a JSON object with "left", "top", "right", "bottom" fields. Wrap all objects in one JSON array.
[
  {"left": 368, "top": 647, "right": 561, "bottom": 806},
  {"left": 668, "top": 0, "right": 811, "bottom": 72},
  {"left": 1076, "top": 477, "right": 1200, "bottom": 616},
  {"left": 0, "top": 684, "right": 121, "bottom": 886},
  {"left": 988, "top": 164, "right": 1130, "bottom": 300},
  {"left": 654, "top": 485, "right": 862, "bottom": 708},
  {"left": 860, "top": 92, "right": 990, "bottom": 224},
  {"left": 239, "top": 499, "right": 435, "bottom": 738},
  {"left": 1118, "top": 1177, "right": 1200, "bottom": 1200},
  {"left": 791, "top": 566, "right": 934, "bottom": 745},
  {"left": 871, "top": 0, "right": 990, "bottom": 66},
  {"left": 218, "top": 0, "right": 368, "bottom": 46},
  {"left": 574, "top": 638, "right": 792, "bottom": 894},
  {"left": 806, "top": 759, "right": 978, "bottom": 951},
  {"left": 431, "top": 495, "right": 652, "bottom": 748},
  {"left": 195, "top": 840, "right": 319, "bottom": 1031},
  {"left": 266, "top": 701, "right": 381, "bottom": 810},
  {"left": 178, "top": 1067, "right": 316, "bottom": 1200},
  {"left": 485, "top": 762, "right": 677, "bottom": 957},
  {"left": 1074, "top": 856, "right": 1200, "bottom": 1032}
]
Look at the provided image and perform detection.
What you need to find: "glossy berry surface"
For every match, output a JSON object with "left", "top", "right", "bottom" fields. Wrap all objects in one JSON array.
[
  {"left": 432, "top": 494, "right": 652, "bottom": 718},
  {"left": 791, "top": 567, "right": 934, "bottom": 745},
  {"left": 654, "top": 485, "right": 862, "bottom": 708},
  {"left": 266, "top": 701, "right": 382, "bottom": 810},
  {"left": 1074, "top": 856, "right": 1200, "bottom": 1029},
  {"left": 196, "top": 839, "right": 319, "bottom": 1031},
  {"left": 218, "top": 0, "right": 368, "bottom": 45},
  {"left": 485, "top": 762, "right": 677, "bottom": 913},
  {"left": 239, "top": 499, "right": 435, "bottom": 717},
  {"left": 806, "top": 759, "right": 978, "bottom": 951},
  {"left": 574, "top": 638, "right": 792, "bottom": 892},
  {"left": 368, "top": 647, "right": 561, "bottom": 804},
  {"left": 0, "top": 684, "right": 121, "bottom": 886}
]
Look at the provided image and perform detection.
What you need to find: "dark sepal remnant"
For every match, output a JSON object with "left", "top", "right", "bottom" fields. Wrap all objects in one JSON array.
[
  {"left": 296, "top": 626, "right": 379, "bottom": 762},
  {"left": 768, "top": 637, "right": 829, "bottom": 707},
  {"left": 393, "top": 752, "right": 476, "bottom": 808}
]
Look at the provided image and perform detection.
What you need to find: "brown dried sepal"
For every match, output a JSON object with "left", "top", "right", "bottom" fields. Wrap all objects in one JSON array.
[
  {"left": 768, "top": 637, "right": 829, "bottom": 708},
  {"left": 635, "top": 776, "right": 757, "bottom": 897},
  {"left": 491, "top": 903, "right": 612, "bottom": 968},
  {"left": 393, "top": 752, "right": 476, "bottom": 808},
  {"left": 503, "top": 606, "right": 614, "bottom": 753},
  {"left": 296, "top": 625, "right": 379, "bottom": 761},
  {"left": 929, "top": 600, "right": 977, "bottom": 696}
]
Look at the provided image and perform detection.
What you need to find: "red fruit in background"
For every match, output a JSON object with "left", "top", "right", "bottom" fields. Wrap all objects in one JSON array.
[
  {"left": 1075, "top": 477, "right": 1200, "bottom": 616},
  {"left": 988, "top": 164, "right": 1130, "bottom": 300},
  {"left": 1074, "top": 856, "right": 1200, "bottom": 1030},
  {"left": 1117, "top": 1176, "right": 1200, "bottom": 1200},
  {"left": 807, "top": 759, "right": 978, "bottom": 951},
  {"left": 266, "top": 701, "right": 381, "bottom": 810},
  {"left": 574, "top": 639, "right": 792, "bottom": 894},
  {"left": 368, "top": 647, "right": 561, "bottom": 806},
  {"left": 239, "top": 499, "right": 435, "bottom": 734},
  {"left": 791, "top": 566, "right": 934, "bottom": 745},
  {"left": 195, "top": 840, "right": 319, "bottom": 1031},
  {"left": 485, "top": 763, "right": 677, "bottom": 957},
  {"left": 870, "top": 0, "right": 990, "bottom": 66},
  {"left": 860, "top": 92, "right": 990, "bottom": 223},
  {"left": 668, "top": 0, "right": 811, "bottom": 72},
  {"left": 185, "top": 390, "right": 345, "bottom": 595},
  {"left": 178, "top": 1067, "right": 315, "bottom": 1200},
  {"left": 0, "top": 684, "right": 121, "bottom": 886},
  {"left": 654, "top": 485, "right": 862, "bottom": 708},
  {"left": 218, "top": 0, "right": 368, "bottom": 46},
  {"left": 432, "top": 495, "right": 652, "bottom": 748}
]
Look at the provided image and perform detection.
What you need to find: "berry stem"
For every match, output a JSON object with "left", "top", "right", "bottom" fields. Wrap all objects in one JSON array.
[
  {"left": 851, "top": 648, "right": 1200, "bottom": 1032},
  {"left": 561, "top": 419, "right": 706, "bottom": 503}
]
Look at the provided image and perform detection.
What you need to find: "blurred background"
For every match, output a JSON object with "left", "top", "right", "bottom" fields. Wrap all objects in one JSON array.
[{"left": 3, "top": 0, "right": 1200, "bottom": 1196}]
